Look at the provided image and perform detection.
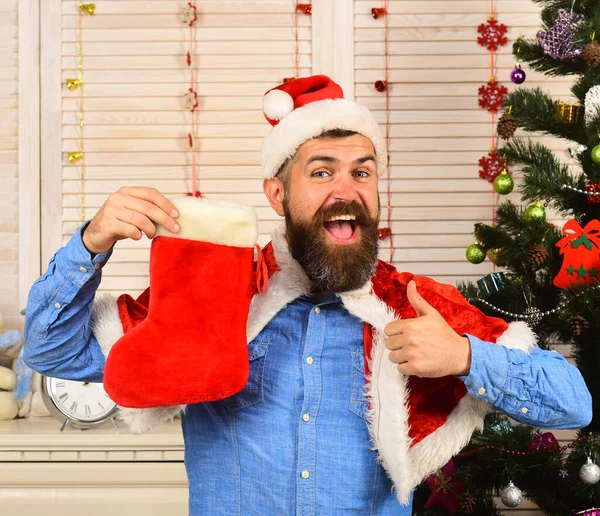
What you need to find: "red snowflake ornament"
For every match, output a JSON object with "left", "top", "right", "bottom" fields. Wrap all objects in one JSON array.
[
  {"left": 478, "top": 80, "right": 508, "bottom": 113},
  {"left": 182, "top": 2, "right": 198, "bottom": 26},
  {"left": 184, "top": 89, "right": 199, "bottom": 112},
  {"left": 477, "top": 17, "right": 508, "bottom": 51},
  {"left": 478, "top": 150, "right": 504, "bottom": 183}
]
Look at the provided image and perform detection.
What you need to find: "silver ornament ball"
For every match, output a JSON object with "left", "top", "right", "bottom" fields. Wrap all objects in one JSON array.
[
  {"left": 500, "top": 481, "right": 523, "bottom": 507},
  {"left": 580, "top": 457, "right": 600, "bottom": 485}
]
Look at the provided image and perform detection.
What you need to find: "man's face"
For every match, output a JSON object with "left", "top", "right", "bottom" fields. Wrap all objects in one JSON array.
[{"left": 267, "top": 134, "right": 381, "bottom": 293}]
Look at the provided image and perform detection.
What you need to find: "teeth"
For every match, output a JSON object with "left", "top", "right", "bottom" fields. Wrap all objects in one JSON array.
[{"left": 327, "top": 215, "right": 356, "bottom": 222}]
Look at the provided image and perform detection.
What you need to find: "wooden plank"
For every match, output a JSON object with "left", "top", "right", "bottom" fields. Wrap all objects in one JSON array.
[
  {"left": 62, "top": 40, "right": 312, "bottom": 56},
  {"left": 62, "top": 27, "right": 312, "bottom": 42},
  {"left": 355, "top": 1, "right": 541, "bottom": 15},
  {"left": 62, "top": 1, "right": 302, "bottom": 15},
  {"left": 61, "top": 14, "right": 311, "bottom": 29}
]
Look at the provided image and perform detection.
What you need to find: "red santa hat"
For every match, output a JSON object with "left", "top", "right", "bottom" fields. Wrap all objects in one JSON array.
[{"left": 260, "top": 75, "right": 387, "bottom": 180}]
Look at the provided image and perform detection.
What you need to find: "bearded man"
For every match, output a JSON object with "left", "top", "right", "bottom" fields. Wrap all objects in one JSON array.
[{"left": 23, "top": 75, "right": 591, "bottom": 515}]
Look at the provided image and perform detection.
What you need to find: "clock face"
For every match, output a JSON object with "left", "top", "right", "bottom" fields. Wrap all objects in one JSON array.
[{"left": 47, "top": 377, "right": 117, "bottom": 423}]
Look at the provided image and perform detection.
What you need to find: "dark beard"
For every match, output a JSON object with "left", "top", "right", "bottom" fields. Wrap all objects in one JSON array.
[{"left": 284, "top": 200, "right": 380, "bottom": 293}]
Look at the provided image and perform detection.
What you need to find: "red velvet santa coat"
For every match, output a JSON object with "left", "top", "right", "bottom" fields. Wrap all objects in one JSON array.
[{"left": 90, "top": 227, "right": 536, "bottom": 504}]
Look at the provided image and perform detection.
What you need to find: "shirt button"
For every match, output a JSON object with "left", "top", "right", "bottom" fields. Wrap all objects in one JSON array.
[
  {"left": 521, "top": 407, "right": 529, "bottom": 414},
  {"left": 302, "top": 413, "right": 310, "bottom": 422},
  {"left": 79, "top": 266, "right": 88, "bottom": 273},
  {"left": 306, "top": 357, "right": 313, "bottom": 365},
  {"left": 94, "top": 263, "right": 100, "bottom": 270},
  {"left": 314, "top": 307, "right": 321, "bottom": 314},
  {"left": 301, "top": 470, "right": 310, "bottom": 479},
  {"left": 477, "top": 387, "right": 486, "bottom": 396},
  {"left": 54, "top": 302, "right": 61, "bottom": 309}
]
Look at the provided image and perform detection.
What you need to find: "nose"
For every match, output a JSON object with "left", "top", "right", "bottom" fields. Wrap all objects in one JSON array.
[{"left": 331, "top": 172, "right": 359, "bottom": 203}]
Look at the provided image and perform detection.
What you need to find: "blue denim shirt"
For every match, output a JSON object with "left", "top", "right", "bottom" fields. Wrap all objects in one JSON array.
[{"left": 23, "top": 224, "right": 593, "bottom": 515}]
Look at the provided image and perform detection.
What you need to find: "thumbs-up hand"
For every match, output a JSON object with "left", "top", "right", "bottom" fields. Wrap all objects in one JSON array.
[{"left": 384, "top": 280, "right": 472, "bottom": 378}]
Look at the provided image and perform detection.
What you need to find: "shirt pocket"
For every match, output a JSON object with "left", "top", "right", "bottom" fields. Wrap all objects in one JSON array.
[
  {"left": 224, "top": 339, "right": 269, "bottom": 411},
  {"left": 349, "top": 346, "right": 370, "bottom": 422}
]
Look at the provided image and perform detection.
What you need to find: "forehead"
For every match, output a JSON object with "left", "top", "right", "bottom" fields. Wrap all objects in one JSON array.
[{"left": 295, "top": 134, "right": 375, "bottom": 163}]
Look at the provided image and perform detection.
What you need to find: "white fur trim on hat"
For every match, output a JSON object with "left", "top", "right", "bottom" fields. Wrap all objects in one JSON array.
[
  {"left": 263, "top": 89, "right": 295, "bottom": 122},
  {"left": 154, "top": 196, "right": 258, "bottom": 248},
  {"left": 261, "top": 98, "right": 387, "bottom": 180}
]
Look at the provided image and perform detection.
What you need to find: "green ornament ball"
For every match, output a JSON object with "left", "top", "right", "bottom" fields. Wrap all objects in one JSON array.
[
  {"left": 524, "top": 203, "right": 546, "bottom": 223},
  {"left": 592, "top": 144, "right": 600, "bottom": 165},
  {"left": 493, "top": 172, "right": 514, "bottom": 195},
  {"left": 466, "top": 243, "right": 486, "bottom": 264}
]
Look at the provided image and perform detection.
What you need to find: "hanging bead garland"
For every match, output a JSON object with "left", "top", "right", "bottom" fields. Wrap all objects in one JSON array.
[{"left": 371, "top": 0, "right": 394, "bottom": 262}]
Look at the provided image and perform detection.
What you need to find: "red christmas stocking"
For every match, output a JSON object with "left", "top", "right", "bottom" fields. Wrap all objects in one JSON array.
[{"left": 103, "top": 197, "right": 259, "bottom": 408}]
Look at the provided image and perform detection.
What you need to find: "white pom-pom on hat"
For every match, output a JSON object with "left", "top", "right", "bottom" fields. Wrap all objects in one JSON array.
[{"left": 263, "top": 89, "right": 294, "bottom": 121}]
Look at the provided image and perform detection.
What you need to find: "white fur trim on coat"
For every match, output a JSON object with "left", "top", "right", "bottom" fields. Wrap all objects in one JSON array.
[
  {"left": 260, "top": 98, "right": 387, "bottom": 180},
  {"left": 340, "top": 284, "right": 414, "bottom": 505},
  {"left": 91, "top": 294, "right": 186, "bottom": 435},
  {"left": 154, "top": 196, "right": 258, "bottom": 248}
]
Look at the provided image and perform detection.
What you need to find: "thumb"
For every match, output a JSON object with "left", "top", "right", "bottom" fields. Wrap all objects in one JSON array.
[{"left": 406, "top": 280, "right": 436, "bottom": 317}]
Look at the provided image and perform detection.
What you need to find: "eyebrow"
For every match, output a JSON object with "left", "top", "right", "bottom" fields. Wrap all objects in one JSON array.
[{"left": 304, "top": 155, "right": 376, "bottom": 169}]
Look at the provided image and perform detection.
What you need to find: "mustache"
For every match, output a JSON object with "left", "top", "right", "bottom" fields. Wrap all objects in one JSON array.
[{"left": 312, "top": 201, "right": 374, "bottom": 227}]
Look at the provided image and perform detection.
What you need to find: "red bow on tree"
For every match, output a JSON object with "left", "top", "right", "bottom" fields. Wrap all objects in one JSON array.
[
  {"left": 529, "top": 431, "right": 559, "bottom": 452},
  {"left": 553, "top": 219, "right": 600, "bottom": 288}
]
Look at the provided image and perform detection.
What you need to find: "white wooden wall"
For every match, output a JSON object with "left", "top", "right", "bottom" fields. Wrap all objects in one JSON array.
[
  {"left": 32, "top": 0, "right": 577, "bottom": 305},
  {"left": 0, "top": 0, "right": 19, "bottom": 329}
]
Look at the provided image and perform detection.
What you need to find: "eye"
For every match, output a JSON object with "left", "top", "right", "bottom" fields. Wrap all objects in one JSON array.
[
  {"left": 312, "top": 170, "right": 330, "bottom": 178},
  {"left": 354, "top": 170, "right": 370, "bottom": 178}
]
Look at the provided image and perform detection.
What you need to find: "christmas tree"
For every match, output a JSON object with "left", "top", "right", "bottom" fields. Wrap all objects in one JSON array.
[{"left": 413, "top": 1, "right": 600, "bottom": 514}]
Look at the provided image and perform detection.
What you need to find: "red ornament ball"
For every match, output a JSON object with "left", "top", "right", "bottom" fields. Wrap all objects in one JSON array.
[
  {"left": 378, "top": 227, "right": 391, "bottom": 240},
  {"left": 375, "top": 80, "right": 388, "bottom": 92}
]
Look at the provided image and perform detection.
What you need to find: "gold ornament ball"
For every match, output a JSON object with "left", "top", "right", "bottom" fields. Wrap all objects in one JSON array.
[
  {"left": 524, "top": 203, "right": 546, "bottom": 223},
  {"left": 466, "top": 243, "right": 486, "bottom": 264},
  {"left": 494, "top": 172, "right": 514, "bottom": 195},
  {"left": 486, "top": 248, "right": 505, "bottom": 266}
]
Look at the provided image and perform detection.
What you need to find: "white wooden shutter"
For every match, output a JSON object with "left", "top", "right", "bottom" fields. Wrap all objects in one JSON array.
[
  {"left": 354, "top": 0, "right": 576, "bottom": 288},
  {"left": 52, "top": 1, "right": 311, "bottom": 298},
  {"left": 0, "top": 0, "right": 19, "bottom": 329}
]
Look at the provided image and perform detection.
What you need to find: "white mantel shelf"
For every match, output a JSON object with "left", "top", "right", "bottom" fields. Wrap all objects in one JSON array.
[{"left": 0, "top": 417, "right": 185, "bottom": 462}]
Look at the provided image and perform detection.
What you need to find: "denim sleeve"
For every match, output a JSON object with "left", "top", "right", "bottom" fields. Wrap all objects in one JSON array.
[
  {"left": 23, "top": 221, "right": 115, "bottom": 383},
  {"left": 459, "top": 334, "right": 592, "bottom": 429}
]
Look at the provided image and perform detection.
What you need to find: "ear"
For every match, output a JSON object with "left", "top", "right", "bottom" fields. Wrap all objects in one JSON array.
[{"left": 263, "top": 178, "right": 285, "bottom": 217}]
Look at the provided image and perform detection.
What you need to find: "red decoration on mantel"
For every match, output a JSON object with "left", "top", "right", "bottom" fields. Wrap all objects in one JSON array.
[
  {"left": 477, "top": 17, "right": 508, "bottom": 51},
  {"left": 478, "top": 79, "right": 508, "bottom": 113},
  {"left": 378, "top": 227, "right": 391, "bottom": 240},
  {"left": 296, "top": 3, "right": 312, "bottom": 15},
  {"left": 374, "top": 80, "right": 387, "bottom": 92},
  {"left": 371, "top": 7, "right": 387, "bottom": 19},
  {"left": 478, "top": 150, "right": 504, "bottom": 183}
]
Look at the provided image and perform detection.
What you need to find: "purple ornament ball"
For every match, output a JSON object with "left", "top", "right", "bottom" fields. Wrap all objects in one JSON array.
[{"left": 510, "top": 66, "right": 526, "bottom": 84}]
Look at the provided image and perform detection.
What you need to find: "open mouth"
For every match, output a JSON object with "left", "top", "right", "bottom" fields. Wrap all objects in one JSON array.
[{"left": 323, "top": 215, "right": 359, "bottom": 245}]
